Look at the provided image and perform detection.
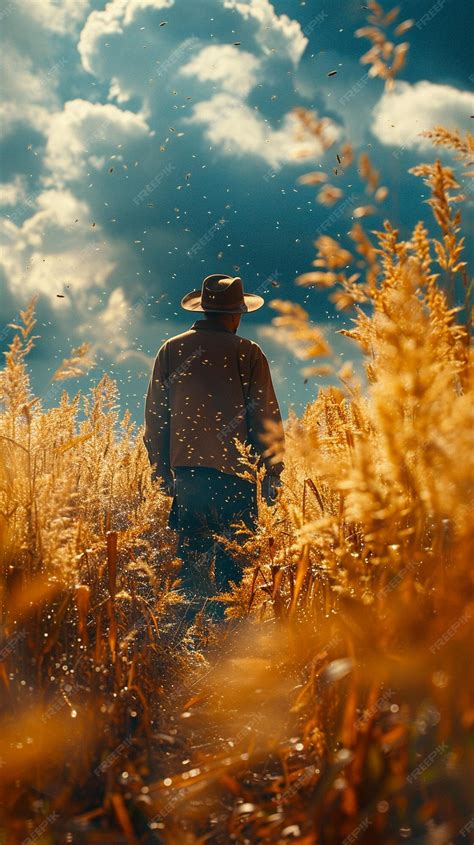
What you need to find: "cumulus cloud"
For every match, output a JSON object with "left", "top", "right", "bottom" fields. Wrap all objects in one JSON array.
[
  {"left": 75, "top": 286, "right": 155, "bottom": 364},
  {"left": 180, "top": 44, "right": 260, "bottom": 97},
  {"left": 16, "top": 0, "right": 91, "bottom": 34},
  {"left": 0, "top": 189, "right": 118, "bottom": 305},
  {"left": 78, "top": 0, "right": 174, "bottom": 80},
  {"left": 1, "top": 0, "right": 340, "bottom": 364},
  {"left": 0, "top": 175, "right": 28, "bottom": 208},
  {"left": 77, "top": 0, "right": 310, "bottom": 108},
  {"left": 42, "top": 99, "right": 153, "bottom": 185},
  {"left": 187, "top": 93, "right": 340, "bottom": 167},
  {"left": 0, "top": 44, "right": 62, "bottom": 137},
  {"left": 371, "top": 80, "right": 474, "bottom": 150},
  {"left": 76, "top": 0, "right": 340, "bottom": 173},
  {"left": 223, "top": 0, "right": 307, "bottom": 64}
]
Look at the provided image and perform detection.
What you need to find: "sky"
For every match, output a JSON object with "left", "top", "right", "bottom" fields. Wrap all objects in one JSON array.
[{"left": 1, "top": 0, "right": 473, "bottom": 428}]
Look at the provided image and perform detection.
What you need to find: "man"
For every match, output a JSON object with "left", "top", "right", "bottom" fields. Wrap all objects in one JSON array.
[{"left": 143, "top": 273, "right": 285, "bottom": 621}]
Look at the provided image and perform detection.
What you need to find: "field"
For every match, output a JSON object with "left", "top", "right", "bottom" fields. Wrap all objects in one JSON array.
[{"left": 1, "top": 107, "right": 473, "bottom": 845}]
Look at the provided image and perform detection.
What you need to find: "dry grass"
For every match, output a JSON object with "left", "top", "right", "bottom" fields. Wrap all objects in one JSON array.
[
  {"left": 1, "top": 126, "right": 473, "bottom": 843},
  {"left": 355, "top": 0, "right": 414, "bottom": 91}
]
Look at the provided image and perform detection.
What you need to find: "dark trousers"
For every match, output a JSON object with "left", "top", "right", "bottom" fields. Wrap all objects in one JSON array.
[{"left": 168, "top": 466, "right": 257, "bottom": 623}]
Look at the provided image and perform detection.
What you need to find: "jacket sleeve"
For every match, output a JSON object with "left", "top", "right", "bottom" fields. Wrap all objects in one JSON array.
[
  {"left": 143, "top": 342, "right": 174, "bottom": 487},
  {"left": 246, "top": 345, "right": 285, "bottom": 478}
]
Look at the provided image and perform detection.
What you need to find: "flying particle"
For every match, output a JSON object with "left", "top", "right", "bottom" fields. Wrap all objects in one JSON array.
[
  {"left": 109, "top": 167, "right": 113, "bottom": 172},
  {"left": 160, "top": 20, "right": 167, "bottom": 26},
  {"left": 328, "top": 70, "right": 337, "bottom": 77}
]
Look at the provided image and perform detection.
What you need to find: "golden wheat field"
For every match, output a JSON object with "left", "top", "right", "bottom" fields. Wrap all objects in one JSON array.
[
  {"left": 1, "top": 1, "right": 474, "bottom": 840},
  {"left": 1, "top": 110, "right": 473, "bottom": 844}
]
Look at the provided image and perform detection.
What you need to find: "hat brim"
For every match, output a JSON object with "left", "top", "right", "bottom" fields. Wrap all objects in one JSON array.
[{"left": 180, "top": 290, "right": 264, "bottom": 313}]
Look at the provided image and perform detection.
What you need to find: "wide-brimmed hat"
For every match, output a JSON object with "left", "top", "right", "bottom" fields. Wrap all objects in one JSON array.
[{"left": 180, "top": 274, "right": 264, "bottom": 314}]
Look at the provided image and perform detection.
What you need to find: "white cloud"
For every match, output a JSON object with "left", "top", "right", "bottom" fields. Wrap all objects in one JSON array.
[
  {"left": 371, "top": 80, "right": 474, "bottom": 150},
  {"left": 0, "top": 189, "right": 117, "bottom": 305},
  {"left": 78, "top": 0, "right": 308, "bottom": 106},
  {"left": 76, "top": 286, "right": 154, "bottom": 364},
  {"left": 84, "top": 287, "right": 132, "bottom": 356},
  {"left": 224, "top": 0, "right": 307, "bottom": 64},
  {"left": 79, "top": 0, "right": 174, "bottom": 77},
  {"left": 180, "top": 44, "right": 260, "bottom": 97},
  {"left": 43, "top": 99, "right": 153, "bottom": 184},
  {"left": 0, "top": 44, "right": 61, "bottom": 137},
  {"left": 16, "top": 0, "right": 91, "bottom": 34},
  {"left": 187, "top": 93, "right": 340, "bottom": 167},
  {"left": 0, "top": 175, "right": 28, "bottom": 208},
  {"left": 75, "top": 0, "right": 337, "bottom": 170}
]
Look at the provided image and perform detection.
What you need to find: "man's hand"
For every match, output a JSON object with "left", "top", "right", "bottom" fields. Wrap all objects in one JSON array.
[
  {"left": 162, "top": 480, "right": 175, "bottom": 497},
  {"left": 261, "top": 474, "right": 282, "bottom": 506},
  {"left": 151, "top": 467, "right": 175, "bottom": 497}
]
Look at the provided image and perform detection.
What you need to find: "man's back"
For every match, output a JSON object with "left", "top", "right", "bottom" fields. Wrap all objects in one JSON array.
[
  {"left": 143, "top": 273, "right": 285, "bottom": 620},
  {"left": 143, "top": 317, "right": 284, "bottom": 486}
]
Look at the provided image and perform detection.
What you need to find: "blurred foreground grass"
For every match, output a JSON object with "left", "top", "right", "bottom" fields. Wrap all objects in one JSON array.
[{"left": 0, "top": 127, "right": 473, "bottom": 844}]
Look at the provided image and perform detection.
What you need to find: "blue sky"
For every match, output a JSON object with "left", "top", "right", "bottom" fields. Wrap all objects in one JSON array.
[{"left": 1, "top": 0, "right": 473, "bottom": 426}]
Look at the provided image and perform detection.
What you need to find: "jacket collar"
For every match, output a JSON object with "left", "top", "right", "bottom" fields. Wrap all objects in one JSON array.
[{"left": 191, "top": 318, "right": 234, "bottom": 334}]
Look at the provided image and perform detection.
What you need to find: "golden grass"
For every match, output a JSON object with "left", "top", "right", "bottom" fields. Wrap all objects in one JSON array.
[{"left": 1, "top": 128, "right": 473, "bottom": 842}]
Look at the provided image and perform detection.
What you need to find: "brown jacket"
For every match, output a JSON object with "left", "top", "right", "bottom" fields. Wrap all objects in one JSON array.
[{"left": 143, "top": 319, "right": 285, "bottom": 486}]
